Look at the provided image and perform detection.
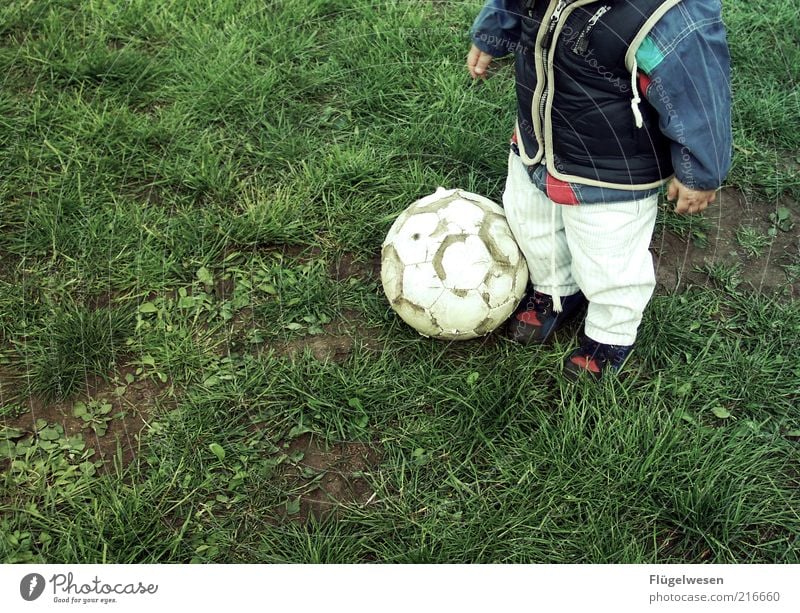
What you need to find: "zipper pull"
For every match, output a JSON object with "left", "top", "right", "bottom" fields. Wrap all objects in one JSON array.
[
  {"left": 541, "top": 0, "right": 569, "bottom": 49},
  {"left": 573, "top": 5, "right": 611, "bottom": 55},
  {"left": 574, "top": 36, "right": 590, "bottom": 55}
]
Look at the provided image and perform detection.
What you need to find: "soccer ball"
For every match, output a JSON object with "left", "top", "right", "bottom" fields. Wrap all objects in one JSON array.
[{"left": 381, "top": 187, "right": 528, "bottom": 340}]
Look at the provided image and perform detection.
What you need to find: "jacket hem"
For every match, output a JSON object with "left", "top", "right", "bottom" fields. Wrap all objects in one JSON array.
[{"left": 546, "top": 165, "right": 673, "bottom": 191}]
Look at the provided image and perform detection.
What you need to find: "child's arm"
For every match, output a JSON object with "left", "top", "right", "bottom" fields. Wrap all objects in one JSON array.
[
  {"left": 637, "top": 1, "right": 732, "bottom": 215},
  {"left": 467, "top": 0, "right": 521, "bottom": 79}
]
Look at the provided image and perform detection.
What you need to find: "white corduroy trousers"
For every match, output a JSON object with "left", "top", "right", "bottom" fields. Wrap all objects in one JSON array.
[{"left": 502, "top": 152, "right": 659, "bottom": 346}]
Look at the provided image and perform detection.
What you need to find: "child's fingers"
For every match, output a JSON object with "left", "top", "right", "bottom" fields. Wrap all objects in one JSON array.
[
  {"left": 466, "top": 45, "right": 481, "bottom": 79},
  {"left": 674, "top": 194, "right": 700, "bottom": 214},
  {"left": 673, "top": 194, "right": 689, "bottom": 214},
  {"left": 466, "top": 45, "right": 493, "bottom": 79},
  {"left": 666, "top": 179, "right": 679, "bottom": 202},
  {"left": 670, "top": 179, "right": 715, "bottom": 214},
  {"left": 474, "top": 51, "right": 493, "bottom": 77},
  {"left": 467, "top": 45, "right": 480, "bottom": 67},
  {"left": 675, "top": 194, "right": 711, "bottom": 215}
]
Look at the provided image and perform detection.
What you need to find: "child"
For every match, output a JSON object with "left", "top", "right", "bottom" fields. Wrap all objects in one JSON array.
[{"left": 466, "top": 0, "right": 731, "bottom": 379}]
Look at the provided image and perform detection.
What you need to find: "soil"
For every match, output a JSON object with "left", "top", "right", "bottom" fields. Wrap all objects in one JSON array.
[
  {"left": 2, "top": 365, "right": 172, "bottom": 472},
  {"left": 651, "top": 187, "right": 798, "bottom": 297},
  {"left": 280, "top": 307, "right": 383, "bottom": 363},
  {"left": 330, "top": 251, "right": 382, "bottom": 283},
  {"left": 276, "top": 432, "right": 381, "bottom": 523}
]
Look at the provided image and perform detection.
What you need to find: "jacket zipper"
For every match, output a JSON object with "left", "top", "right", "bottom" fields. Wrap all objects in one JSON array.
[
  {"left": 537, "top": 0, "right": 577, "bottom": 132},
  {"left": 539, "top": 91, "right": 548, "bottom": 128},
  {"left": 541, "top": 0, "right": 573, "bottom": 50},
  {"left": 572, "top": 5, "right": 611, "bottom": 55}
]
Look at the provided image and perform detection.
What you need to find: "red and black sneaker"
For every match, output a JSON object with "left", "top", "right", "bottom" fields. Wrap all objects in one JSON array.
[
  {"left": 506, "top": 290, "right": 587, "bottom": 345},
  {"left": 562, "top": 335, "right": 634, "bottom": 380}
]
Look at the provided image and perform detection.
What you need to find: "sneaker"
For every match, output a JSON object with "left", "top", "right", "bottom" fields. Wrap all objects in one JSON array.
[
  {"left": 562, "top": 335, "right": 634, "bottom": 380},
  {"left": 506, "top": 290, "right": 587, "bottom": 345}
]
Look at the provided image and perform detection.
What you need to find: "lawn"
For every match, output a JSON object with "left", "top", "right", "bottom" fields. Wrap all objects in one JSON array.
[{"left": 0, "top": 0, "right": 798, "bottom": 563}]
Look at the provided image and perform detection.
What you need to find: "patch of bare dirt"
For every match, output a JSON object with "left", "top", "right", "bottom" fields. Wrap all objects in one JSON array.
[
  {"left": 278, "top": 308, "right": 383, "bottom": 363},
  {"left": 277, "top": 433, "right": 381, "bottom": 523},
  {"left": 281, "top": 335, "right": 356, "bottom": 362},
  {"left": 330, "top": 252, "right": 381, "bottom": 282},
  {"left": 2, "top": 366, "right": 172, "bottom": 471},
  {"left": 651, "top": 187, "right": 799, "bottom": 297},
  {"left": 249, "top": 244, "right": 323, "bottom": 262},
  {"left": 212, "top": 275, "right": 235, "bottom": 301},
  {"left": 84, "top": 288, "right": 131, "bottom": 310}
]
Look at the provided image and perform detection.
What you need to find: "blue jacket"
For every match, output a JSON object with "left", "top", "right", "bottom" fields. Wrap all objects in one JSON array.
[{"left": 471, "top": 0, "right": 732, "bottom": 198}]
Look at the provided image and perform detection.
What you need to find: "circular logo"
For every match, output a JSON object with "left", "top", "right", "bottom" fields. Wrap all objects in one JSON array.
[{"left": 20, "top": 573, "right": 46, "bottom": 601}]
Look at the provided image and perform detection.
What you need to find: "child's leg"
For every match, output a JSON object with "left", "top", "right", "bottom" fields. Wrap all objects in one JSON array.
[
  {"left": 502, "top": 152, "right": 579, "bottom": 300},
  {"left": 561, "top": 195, "right": 659, "bottom": 346}
]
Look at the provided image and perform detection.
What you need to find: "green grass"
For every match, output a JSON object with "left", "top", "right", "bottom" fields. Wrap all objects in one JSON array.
[
  {"left": 1, "top": 0, "right": 799, "bottom": 564},
  {"left": 20, "top": 303, "right": 134, "bottom": 401},
  {"left": 736, "top": 225, "right": 772, "bottom": 259},
  {"left": 725, "top": 0, "right": 800, "bottom": 200}
]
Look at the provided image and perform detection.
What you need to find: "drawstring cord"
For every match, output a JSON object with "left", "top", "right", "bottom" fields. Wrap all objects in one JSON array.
[
  {"left": 630, "top": 57, "right": 644, "bottom": 129},
  {"left": 550, "top": 198, "right": 562, "bottom": 312}
]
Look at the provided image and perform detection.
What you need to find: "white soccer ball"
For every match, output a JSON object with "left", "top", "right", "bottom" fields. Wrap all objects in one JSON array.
[{"left": 381, "top": 187, "right": 528, "bottom": 340}]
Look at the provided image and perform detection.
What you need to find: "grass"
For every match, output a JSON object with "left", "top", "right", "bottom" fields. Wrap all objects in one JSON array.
[
  {"left": 736, "top": 225, "right": 772, "bottom": 258},
  {"left": 0, "top": 0, "right": 799, "bottom": 564},
  {"left": 724, "top": 0, "right": 800, "bottom": 200},
  {"left": 656, "top": 199, "right": 712, "bottom": 248}
]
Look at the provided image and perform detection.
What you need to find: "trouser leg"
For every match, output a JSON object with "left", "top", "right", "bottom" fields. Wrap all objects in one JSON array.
[
  {"left": 561, "top": 195, "right": 659, "bottom": 346},
  {"left": 502, "top": 152, "right": 579, "bottom": 300}
]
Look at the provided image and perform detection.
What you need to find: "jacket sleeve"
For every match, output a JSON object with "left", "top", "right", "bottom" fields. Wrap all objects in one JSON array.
[
  {"left": 639, "top": 2, "right": 732, "bottom": 191},
  {"left": 469, "top": 0, "right": 522, "bottom": 57}
]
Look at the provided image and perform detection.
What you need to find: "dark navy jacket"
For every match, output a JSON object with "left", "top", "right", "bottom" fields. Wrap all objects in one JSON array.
[{"left": 471, "top": 0, "right": 732, "bottom": 201}]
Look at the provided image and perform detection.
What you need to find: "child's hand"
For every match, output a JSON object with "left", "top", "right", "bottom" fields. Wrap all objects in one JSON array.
[
  {"left": 667, "top": 178, "right": 716, "bottom": 215},
  {"left": 466, "top": 44, "right": 494, "bottom": 79}
]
